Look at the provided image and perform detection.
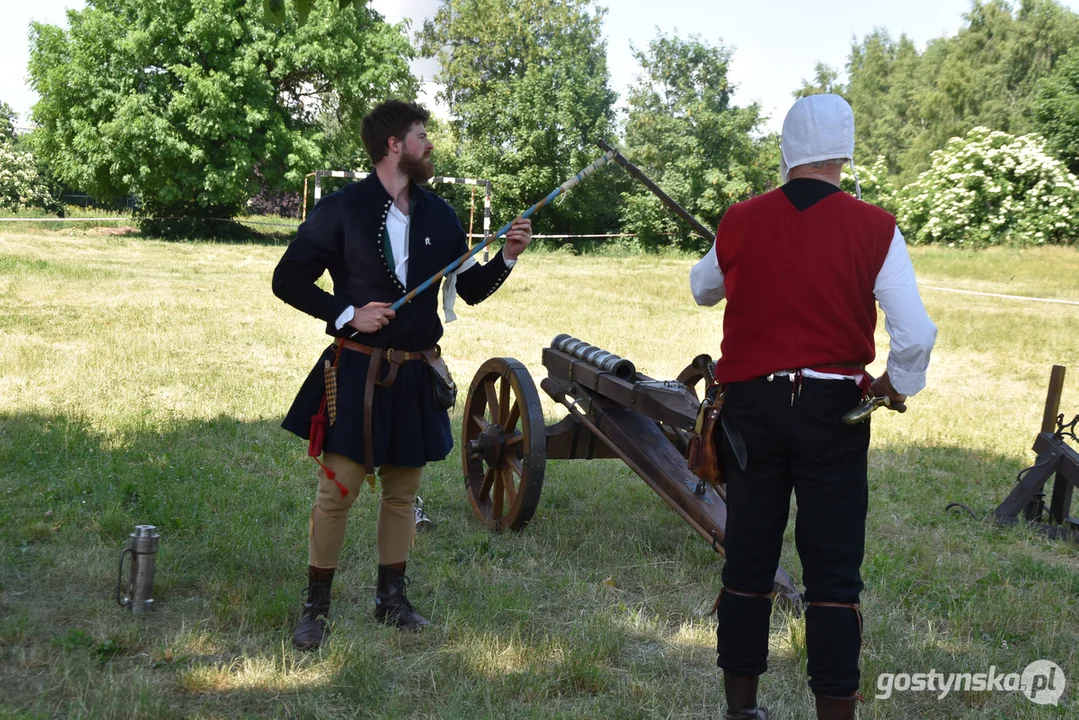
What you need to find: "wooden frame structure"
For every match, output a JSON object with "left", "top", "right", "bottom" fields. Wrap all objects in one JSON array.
[{"left": 994, "top": 365, "right": 1079, "bottom": 540}]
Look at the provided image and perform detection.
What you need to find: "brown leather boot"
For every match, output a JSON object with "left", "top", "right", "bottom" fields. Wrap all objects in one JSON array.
[
  {"left": 723, "top": 671, "right": 769, "bottom": 720},
  {"left": 292, "top": 566, "right": 334, "bottom": 651},
  {"left": 374, "top": 563, "right": 430, "bottom": 630},
  {"left": 815, "top": 694, "right": 857, "bottom": 719}
]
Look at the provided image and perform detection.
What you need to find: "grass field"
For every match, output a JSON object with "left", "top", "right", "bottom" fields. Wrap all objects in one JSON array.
[{"left": 1, "top": 226, "right": 1078, "bottom": 719}]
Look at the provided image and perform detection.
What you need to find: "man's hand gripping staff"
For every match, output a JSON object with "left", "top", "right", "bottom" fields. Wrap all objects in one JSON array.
[{"left": 345, "top": 214, "right": 532, "bottom": 332}]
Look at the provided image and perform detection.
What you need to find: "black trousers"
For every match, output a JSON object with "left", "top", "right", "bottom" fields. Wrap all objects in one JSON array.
[{"left": 716, "top": 374, "right": 869, "bottom": 698}]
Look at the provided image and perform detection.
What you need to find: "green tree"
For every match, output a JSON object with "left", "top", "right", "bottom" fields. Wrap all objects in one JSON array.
[
  {"left": 905, "top": 1, "right": 1078, "bottom": 167},
  {"left": 1032, "top": 49, "right": 1079, "bottom": 174},
  {"left": 793, "top": 63, "right": 849, "bottom": 101},
  {"left": 28, "top": 0, "right": 415, "bottom": 237},
  {"left": 0, "top": 102, "right": 16, "bottom": 141},
  {"left": 263, "top": 0, "right": 365, "bottom": 25},
  {"left": 845, "top": 31, "right": 922, "bottom": 179},
  {"left": 621, "top": 31, "right": 773, "bottom": 253},
  {"left": 420, "top": 0, "right": 622, "bottom": 238},
  {"left": 819, "top": 1, "right": 1079, "bottom": 183}
]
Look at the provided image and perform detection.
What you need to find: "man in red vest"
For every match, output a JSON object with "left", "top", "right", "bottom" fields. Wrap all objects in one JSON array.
[{"left": 690, "top": 94, "right": 937, "bottom": 720}]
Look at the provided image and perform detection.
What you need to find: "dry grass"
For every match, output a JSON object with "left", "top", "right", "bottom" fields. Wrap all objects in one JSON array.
[{"left": 1, "top": 229, "right": 1078, "bottom": 718}]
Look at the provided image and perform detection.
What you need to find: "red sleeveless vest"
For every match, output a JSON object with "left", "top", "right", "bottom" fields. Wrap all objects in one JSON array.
[{"left": 713, "top": 188, "right": 895, "bottom": 384}]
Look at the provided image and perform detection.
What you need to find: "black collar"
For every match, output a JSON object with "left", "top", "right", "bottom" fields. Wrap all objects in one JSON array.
[
  {"left": 780, "top": 178, "right": 842, "bottom": 212},
  {"left": 366, "top": 172, "right": 429, "bottom": 210}
]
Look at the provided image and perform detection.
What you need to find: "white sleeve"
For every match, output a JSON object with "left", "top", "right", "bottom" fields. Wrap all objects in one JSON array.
[
  {"left": 874, "top": 227, "right": 938, "bottom": 396},
  {"left": 442, "top": 252, "right": 512, "bottom": 323},
  {"left": 690, "top": 239, "right": 726, "bottom": 306},
  {"left": 334, "top": 305, "right": 355, "bottom": 330},
  {"left": 442, "top": 255, "right": 480, "bottom": 324}
]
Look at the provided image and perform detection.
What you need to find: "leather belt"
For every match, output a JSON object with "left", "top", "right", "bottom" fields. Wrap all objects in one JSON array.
[
  {"left": 334, "top": 338, "right": 440, "bottom": 485},
  {"left": 765, "top": 362, "right": 866, "bottom": 377},
  {"left": 761, "top": 363, "right": 871, "bottom": 406}
]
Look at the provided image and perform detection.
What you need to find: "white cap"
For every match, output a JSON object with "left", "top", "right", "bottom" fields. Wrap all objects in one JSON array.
[{"left": 780, "top": 94, "right": 856, "bottom": 186}]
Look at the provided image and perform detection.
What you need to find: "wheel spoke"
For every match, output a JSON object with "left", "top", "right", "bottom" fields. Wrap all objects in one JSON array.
[
  {"left": 503, "top": 467, "right": 517, "bottom": 505},
  {"left": 498, "top": 376, "right": 511, "bottom": 427},
  {"left": 478, "top": 468, "right": 495, "bottom": 502},
  {"left": 507, "top": 455, "right": 523, "bottom": 479},
  {"left": 504, "top": 402, "right": 521, "bottom": 434},
  {"left": 503, "top": 433, "right": 524, "bottom": 447},
  {"left": 492, "top": 471, "right": 504, "bottom": 519},
  {"left": 472, "top": 414, "right": 490, "bottom": 431},
  {"left": 484, "top": 378, "right": 499, "bottom": 423}
]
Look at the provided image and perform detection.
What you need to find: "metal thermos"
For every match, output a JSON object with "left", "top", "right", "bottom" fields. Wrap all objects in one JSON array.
[{"left": 116, "top": 525, "right": 159, "bottom": 614}]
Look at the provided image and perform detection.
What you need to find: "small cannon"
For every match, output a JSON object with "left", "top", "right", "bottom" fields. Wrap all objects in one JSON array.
[{"left": 460, "top": 335, "right": 801, "bottom": 604}]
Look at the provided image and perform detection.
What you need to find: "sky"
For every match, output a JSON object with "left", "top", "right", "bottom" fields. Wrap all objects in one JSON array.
[{"left": 5, "top": 0, "right": 1079, "bottom": 133}]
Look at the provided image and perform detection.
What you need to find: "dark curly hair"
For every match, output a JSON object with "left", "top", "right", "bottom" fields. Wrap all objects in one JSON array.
[{"left": 361, "top": 100, "right": 431, "bottom": 164}]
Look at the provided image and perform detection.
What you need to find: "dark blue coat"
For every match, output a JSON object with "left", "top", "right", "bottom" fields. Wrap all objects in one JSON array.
[{"left": 272, "top": 174, "right": 513, "bottom": 467}]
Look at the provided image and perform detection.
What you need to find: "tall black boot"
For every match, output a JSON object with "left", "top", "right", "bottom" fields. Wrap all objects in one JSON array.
[
  {"left": 292, "top": 565, "right": 334, "bottom": 651},
  {"left": 723, "top": 670, "right": 769, "bottom": 720},
  {"left": 814, "top": 694, "right": 858, "bottom": 719},
  {"left": 374, "top": 563, "right": 429, "bottom": 630}
]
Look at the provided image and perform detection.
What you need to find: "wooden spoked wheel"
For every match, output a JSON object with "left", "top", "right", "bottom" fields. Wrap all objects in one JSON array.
[{"left": 461, "top": 358, "right": 546, "bottom": 531}]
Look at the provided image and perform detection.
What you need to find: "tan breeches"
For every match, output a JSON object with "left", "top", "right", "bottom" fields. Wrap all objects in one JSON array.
[{"left": 308, "top": 452, "right": 422, "bottom": 568}]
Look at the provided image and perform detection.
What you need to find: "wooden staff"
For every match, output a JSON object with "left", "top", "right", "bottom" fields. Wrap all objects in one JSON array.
[
  {"left": 596, "top": 139, "right": 715, "bottom": 243},
  {"left": 390, "top": 149, "right": 619, "bottom": 312}
]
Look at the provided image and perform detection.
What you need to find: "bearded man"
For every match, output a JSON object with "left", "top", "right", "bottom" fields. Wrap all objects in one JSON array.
[
  {"left": 273, "top": 100, "right": 532, "bottom": 650},
  {"left": 690, "top": 94, "right": 937, "bottom": 719}
]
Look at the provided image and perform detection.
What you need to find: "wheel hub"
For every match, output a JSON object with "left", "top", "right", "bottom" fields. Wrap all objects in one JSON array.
[{"left": 476, "top": 422, "right": 505, "bottom": 467}]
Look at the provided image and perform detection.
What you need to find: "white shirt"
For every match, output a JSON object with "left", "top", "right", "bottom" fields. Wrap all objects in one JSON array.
[
  {"left": 689, "top": 226, "right": 938, "bottom": 396},
  {"left": 386, "top": 203, "right": 411, "bottom": 286}
]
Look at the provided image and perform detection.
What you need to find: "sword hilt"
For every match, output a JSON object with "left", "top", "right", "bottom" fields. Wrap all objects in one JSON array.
[{"left": 842, "top": 395, "right": 907, "bottom": 425}]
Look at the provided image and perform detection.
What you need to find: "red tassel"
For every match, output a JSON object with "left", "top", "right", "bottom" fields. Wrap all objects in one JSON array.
[
  {"left": 308, "top": 414, "right": 326, "bottom": 458},
  {"left": 332, "top": 477, "right": 348, "bottom": 498},
  {"left": 314, "top": 456, "right": 348, "bottom": 497},
  {"left": 307, "top": 414, "right": 347, "bottom": 497}
]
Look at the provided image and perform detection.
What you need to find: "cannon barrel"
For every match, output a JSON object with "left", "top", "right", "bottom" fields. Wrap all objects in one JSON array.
[{"left": 550, "top": 334, "right": 636, "bottom": 381}]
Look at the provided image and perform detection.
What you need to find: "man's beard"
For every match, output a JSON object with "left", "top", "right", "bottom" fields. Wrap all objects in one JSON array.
[{"left": 399, "top": 150, "right": 434, "bottom": 184}]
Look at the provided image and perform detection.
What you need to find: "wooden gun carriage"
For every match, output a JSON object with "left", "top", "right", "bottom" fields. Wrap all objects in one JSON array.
[{"left": 459, "top": 335, "right": 801, "bottom": 603}]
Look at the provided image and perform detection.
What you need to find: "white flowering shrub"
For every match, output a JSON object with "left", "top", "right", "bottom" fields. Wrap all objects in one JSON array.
[
  {"left": 841, "top": 156, "right": 898, "bottom": 214},
  {"left": 0, "top": 139, "right": 57, "bottom": 213},
  {"left": 896, "top": 127, "right": 1079, "bottom": 246}
]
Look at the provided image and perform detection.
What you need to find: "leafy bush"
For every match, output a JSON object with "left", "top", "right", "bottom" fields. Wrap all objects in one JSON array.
[
  {"left": 841, "top": 156, "right": 898, "bottom": 214},
  {"left": 0, "top": 138, "right": 60, "bottom": 214},
  {"left": 896, "top": 127, "right": 1079, "bottom": 246}
]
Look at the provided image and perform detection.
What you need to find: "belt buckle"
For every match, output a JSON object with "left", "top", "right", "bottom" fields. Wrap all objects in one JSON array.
[{"left": 385, "top": 348, "right": 395, "bottom": 363}]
